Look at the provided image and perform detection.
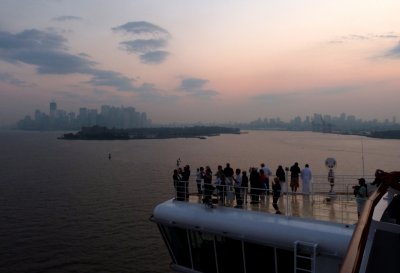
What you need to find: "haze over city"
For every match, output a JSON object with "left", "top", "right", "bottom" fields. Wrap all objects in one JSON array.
[{"left": 1, "top": 0, "right": 400, "bottom": 127}]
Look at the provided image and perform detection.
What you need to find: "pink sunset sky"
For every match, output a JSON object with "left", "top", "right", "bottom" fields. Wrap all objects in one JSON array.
[{"left": 0, "top": 0, "right": 399, "bottom": 126}]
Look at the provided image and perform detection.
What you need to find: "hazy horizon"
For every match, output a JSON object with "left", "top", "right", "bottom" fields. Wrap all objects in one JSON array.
[
  {"left": 12, "top": 100, "right": 399, "bottom": 127},
  {"left": 1, "top": 1, "right": 400, "bottom": 126}
]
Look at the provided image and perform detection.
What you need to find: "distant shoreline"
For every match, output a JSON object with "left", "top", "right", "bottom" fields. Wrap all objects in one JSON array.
[{"left": 58, "top": 125, "right": 241, "bottom": 140}]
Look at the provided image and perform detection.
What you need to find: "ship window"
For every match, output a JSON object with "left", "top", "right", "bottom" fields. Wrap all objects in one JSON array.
[
  {"left": 244, "top": 242, "right": 275, "bottom": 273},
  {"left": 276, "top": 248, "right": 294, "bottom": 273},
  {"left": 188, "top": 231, "right": 217, "bottom": 273},
  {"left": 161, "top": 225, "right": 191, "bottom": 268},
  {"left": 215, "top": 235, "right": 245, "bottom": 273}
]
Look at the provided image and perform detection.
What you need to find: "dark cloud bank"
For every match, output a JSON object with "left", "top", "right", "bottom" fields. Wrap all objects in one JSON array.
[
  {"left": 0, "top": 29, "right": 136, "bottom": 91},
  {"left": 0, "top": 27, "right": 218, "bottom": 100}
]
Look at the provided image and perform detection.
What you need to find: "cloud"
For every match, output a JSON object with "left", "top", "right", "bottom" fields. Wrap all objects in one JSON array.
[
  {"left": 120, "top": 39, "right": 167, "bottom": 54},
  {"left": 327, "top": 33, "right": 400, "bottom": 44},
  {"left": 112, "top": 21, "right": 169, "bottom": 37},
  {"left": 374, "top": 34, "right": 400, "bottom": 39},
  {"left": 139, "top": 50, "right": 169, "bottom": 64},
  {"left": 178, "top": 77, "right": 219, "bottom": 97},
  {"left": 0, "top": 72, "right": 34, "bottom": 87},
  {"left": 189, "top": 89, "right": 219, "bottom": 97},
  {"left": 136, "top": 89, "right": 179, "bottom": 102},
  {"left": 113, "top": 21, "right": 170, "bottom": 64},
  {"left": 54, "top": 91, "right": 81, "bottom": 99},
  {"left": 0, "top": 29, "right": 67, "bottom": 52},
  {"left": 16, "top": 50, "right": 95, "bottom": 74},
  {"left": 0, "top": 29, "right": 139, "bottom": 91},
  {"left": 93, "top": 89, "right": 109, "bottom": 95},
  {"left": 0, "top": 30, "right": 91, "bottom": 75},
  {"left": 133, "top": 83, "right": 157, "bottom": 93},
  {"left": 180, "top": 78, "right": 209, "bottom": 91},
  {"left": 252, "top": 86, "right": 355, "bottom": 104},
  {"left": 52, "top": 16, "right": 82, "bottom": 22},
  {"left": 315, "top": 86, "right": 355, "bottom": 95},
  {"left": 85, "top": 69, "right": 135, "bottom": 91},
  {"left": 385, "top": 41, "right": 400, "bottom": 58},
  {"left": 252, "top": 93, "right": 296, "bottom": 105}
]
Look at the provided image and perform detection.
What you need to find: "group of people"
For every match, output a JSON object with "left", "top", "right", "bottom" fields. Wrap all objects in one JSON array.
[
  {"left": 173, "top": 162, "right": 314, "bottom": 214},
  {"left": 173, "top": 164, "right": 399, "bottom": 221}
]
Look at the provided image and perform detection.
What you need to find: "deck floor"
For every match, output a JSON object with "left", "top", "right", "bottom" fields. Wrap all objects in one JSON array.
[{"left": 187, "top": 192, "right": 359, "bottom": 225}]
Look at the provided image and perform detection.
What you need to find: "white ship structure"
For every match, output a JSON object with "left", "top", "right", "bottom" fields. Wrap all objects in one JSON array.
[{"left": 151, "top": 170, "right": 400, "bottom": 273}]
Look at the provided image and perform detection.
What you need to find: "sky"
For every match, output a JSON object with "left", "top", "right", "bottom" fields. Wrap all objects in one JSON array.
[{"left": 0, "top": 0, "right": 400, "bottom": 126}]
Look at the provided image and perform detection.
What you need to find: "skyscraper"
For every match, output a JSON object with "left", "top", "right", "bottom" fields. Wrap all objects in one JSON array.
[{"left": 49, "top": 101, "right": 57, "bottom": 119}]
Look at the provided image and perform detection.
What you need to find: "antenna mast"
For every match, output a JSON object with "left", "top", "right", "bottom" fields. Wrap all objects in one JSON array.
[{"left": 361, "top": 138, "right": 365, "bottom": 177}]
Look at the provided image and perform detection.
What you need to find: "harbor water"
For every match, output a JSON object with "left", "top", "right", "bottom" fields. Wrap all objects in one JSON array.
[{"left": 0, "top": 130, "right": 399, "bottom": 273}]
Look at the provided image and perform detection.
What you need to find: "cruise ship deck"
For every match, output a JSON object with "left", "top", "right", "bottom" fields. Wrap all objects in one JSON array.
[
  {"left": 179, "top": 175, "right": 373, "bottom": 225},
  {"left": 153, "top": 173, "right": 400, "bottom": 273}
]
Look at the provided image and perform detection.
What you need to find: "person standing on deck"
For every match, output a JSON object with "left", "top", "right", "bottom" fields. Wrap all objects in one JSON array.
[
  {"left": 259, "top": 169, "right": 268, "bottom": 197},
  {"left": 215, "top": 165, "right": 226, "bottom": 202},
  {"left": 301, "top": 164, "right": 312, "bottom": 195},
  {"left": 234, "top": 168, "right": 243, "bottom": 208},
  {"left": 250, "top": 167, "right": 260, "bottom": 203},
  {"left": 202, "top": 166, "right": 213, "bottom": 204},
  {"left": 355, "top": 178, "right": 368, "bottom": 218},
  {"left": 173, "top": 169, "right": 184, "bottom": 201},
  {"left": 224, "top": 163, "right": 234, "bottom": 187},
  {"left": 241, "top": 171, "right": 249, "bottom": 204},
  {"left": 290, "top": 162, "right": 301, "bottom": 193},
  {"left": 276, "top": 165, "right": 286, "bottom": 194},
  {"left": 224, "top": 163, "right": 235, "bottom": 204},
  {"left": 196, "top": 167, "right": 204, "bottom": 194},
  {"left": 272, "top": 177, "right": 282, "bottom": 214},
  {"left": 261, "top": 163, "right": 272, "bottom": 194},
  {"left": 181, "top": 165, "right": 191, "bottom": 201}
]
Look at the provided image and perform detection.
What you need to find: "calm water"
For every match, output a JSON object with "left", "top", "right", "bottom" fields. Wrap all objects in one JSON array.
[{"left": 0, "top": 130, "right": 399, "bottom": 273}]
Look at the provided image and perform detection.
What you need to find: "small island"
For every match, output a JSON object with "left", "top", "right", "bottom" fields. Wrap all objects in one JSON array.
[{"left": 59, "top": 125, "right": 241, "bottom": 140}]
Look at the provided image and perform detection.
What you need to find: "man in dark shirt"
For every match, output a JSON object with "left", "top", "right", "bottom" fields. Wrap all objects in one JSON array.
[{"left": 290, "top": 162, "right": 301, "bottom": 193}]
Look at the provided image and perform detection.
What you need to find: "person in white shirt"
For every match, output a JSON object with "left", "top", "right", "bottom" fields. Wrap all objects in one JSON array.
[
  {"left": 196, "top": 167, "right": 204, "bottom": 194},
  {"left": 261, "top": 163, "right": 272, "bottom": 194},
  {"left": 234, "top": 168, "right": 243, "bottom": 208},
  {"left": 301, "top": 164, "right": 312, "bottom": 194}
]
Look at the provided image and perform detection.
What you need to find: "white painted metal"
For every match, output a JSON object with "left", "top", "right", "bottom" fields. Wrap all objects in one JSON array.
[{"left": 153, "top": 199, "right": 354, "bottom": 257}]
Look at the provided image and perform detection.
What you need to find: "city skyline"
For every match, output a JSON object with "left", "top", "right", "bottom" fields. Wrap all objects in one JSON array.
[
  {"left": 15, "top": 101, "right": 399, "bottom": 134},
  {"left": 1, "top": 1, "right": 400, "bottom": 126},
  {"left": 17, "top": 101, "right": 151, "bottom": 130}
]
